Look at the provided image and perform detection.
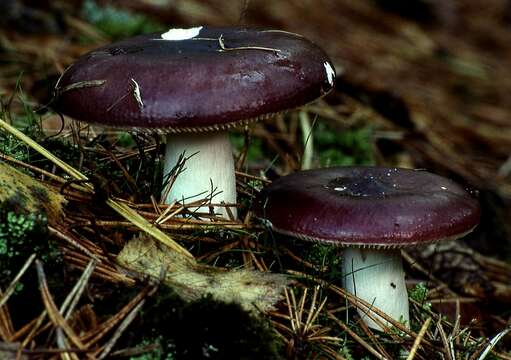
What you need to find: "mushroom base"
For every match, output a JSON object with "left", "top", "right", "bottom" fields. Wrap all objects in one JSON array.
[
  {"left": 163, "top": 131, "right": 237, "bottom": 219},
  {"left": 342, "top": 248, "right": 409, "bottom": 331}
]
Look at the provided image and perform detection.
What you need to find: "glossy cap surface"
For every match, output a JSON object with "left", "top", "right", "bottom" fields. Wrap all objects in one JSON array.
[
  {"left": 255, "top": 167, "right": 480, "bottom": 248},
  {"left": 53, "top": 27, "right": 335, "bottom": 132}
]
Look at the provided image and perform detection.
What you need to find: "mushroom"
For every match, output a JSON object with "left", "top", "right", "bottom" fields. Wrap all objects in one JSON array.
[
  {"left": 255, "top": 166, "right": 480, "bottom": 330},
  {"left": 53, "top": 26, "right": 335, "bottom": 218}
]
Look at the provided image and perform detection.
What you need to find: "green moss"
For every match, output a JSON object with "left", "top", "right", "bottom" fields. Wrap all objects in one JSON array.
[
  {"left": 0, "top": 78, "right": 46, "bottom": 166},
  {"left": 409, "top": 282, "right": 431, "bottom": 312},
  {"left": 117, "top": 132, "right": 136, "bottom": 148},
  {"left": 129, "top": 338, "right": 175, "bottom": 360},
  {"left": 40, "top": 137, "right": 82, "bottom": 169},
  {"left": 0, "top": 202, "right": 63, "bottom": 326},
  {"left": 303, "top": 242, "right": 343, "bottom": 284},
  {"left": 0, "top": 134, "right": 31, "bottom": 162},
  {"left": 0, "top": 208, "right": 60, "bottom": 285},
  {"left": 314, "top": 122, "right": 375, "bottom": 167},
  {"left": 133, "top": 287, "right": 284, "bottom": 360},
  {"left": 338, "top": 346, "right": 355, "bottom": 360}
]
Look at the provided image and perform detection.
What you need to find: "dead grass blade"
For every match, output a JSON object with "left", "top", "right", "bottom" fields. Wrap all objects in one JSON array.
[
  {"left": 406, "top": 317, "right": 431, "bottom": 360},
  {"left": 35, "top": 260, "right": 86, "bottom": 352},
  {"left": 473, "top": 327, "right": 511, "bottom": 360},
  {"left": 329, "top": 313, "right": 387, "bottom": 360},
  {"left": 0, "top": 254, "right": 36, "bottom": 311},
  {"left": 95, "top": 296, "right": 147, "bottom": 360},
  {"left": 80, "top": 285, "right": 151, "bottom": 347}
]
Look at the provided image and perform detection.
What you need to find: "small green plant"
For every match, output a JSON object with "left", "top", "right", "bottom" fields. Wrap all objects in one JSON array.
[
  {"left": 409, "top": 282, "right": 432, "bottom": 311},
  {"left": 0, "top": 134, "right": 31, "bottom": 162},
  {"left": 304, "top": 243, "right": 343, "bottom": 283},
  {"left": 0, "top": 78, "right": 43, "bottom": 163},
  {"left": 0, "top": 212, "right": 45, "bottom": 247},
  {"left": 0, "top": 210, "right": 56, "bottom": 285},
  {"left": 117, "top": 132, "right": 136, "bottom": 148},
  {"left": 338, "top": 346, "right": 355, "bottom": 360},
  {"left": 129, "top": 338, "right": 175, "bottom": 360}
]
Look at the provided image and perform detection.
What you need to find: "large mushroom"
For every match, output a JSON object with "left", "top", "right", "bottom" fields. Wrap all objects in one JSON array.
[
  {"left": 255, "top": 166, "right": 480, "bottom": 330},
  {"left": 53, "top": 26, "right": 335, "bottom": 218}
]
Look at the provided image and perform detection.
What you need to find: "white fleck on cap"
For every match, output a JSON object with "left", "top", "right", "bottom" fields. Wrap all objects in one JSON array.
[
  {"left": 161, "top": 26, "right": 203, "bottom": 41},
  {"left": 324, "top": 61, "right": 335, "bottom": 86}
]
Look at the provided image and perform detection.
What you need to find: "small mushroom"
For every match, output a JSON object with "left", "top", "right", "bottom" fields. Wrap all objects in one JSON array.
[
  {"left": 255, "top": 166, "right": 480, "bottom": 330},
  {"left": 53, "top": 26, "right": 335, "bottom": 218}
]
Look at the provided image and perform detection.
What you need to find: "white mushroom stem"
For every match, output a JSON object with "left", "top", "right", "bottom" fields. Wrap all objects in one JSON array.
[
  {"left": 163, "top": 131, "right": 237, "bottom": 219},
  {"left": 342, "top": 248, "right": 409, "bottom": 331}
]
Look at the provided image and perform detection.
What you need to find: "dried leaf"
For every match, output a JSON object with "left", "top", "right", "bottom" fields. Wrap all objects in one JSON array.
[{"left": 118, "top": 235, "right": 290, "bottom": 312}]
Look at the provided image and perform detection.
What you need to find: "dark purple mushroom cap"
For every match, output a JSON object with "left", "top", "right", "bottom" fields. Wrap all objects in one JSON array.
[
  {"left": 53, "top": 26, "right": 335, "bottom": 132},
  {"left": 255, "top": 167, "right": 480, "bottom": 248}
]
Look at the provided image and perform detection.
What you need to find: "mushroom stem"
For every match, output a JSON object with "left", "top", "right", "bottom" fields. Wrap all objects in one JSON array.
[
  {"left": 342, "top": 248, "right": 409, "bottom": 331},
  {"left": 163, "top": 131, "right": 237, "bottom": 219}
]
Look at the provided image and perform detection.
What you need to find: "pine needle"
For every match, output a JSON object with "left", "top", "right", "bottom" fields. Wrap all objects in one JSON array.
[{"left": 0, "top": 118, "right": 193, "bottom": 259}]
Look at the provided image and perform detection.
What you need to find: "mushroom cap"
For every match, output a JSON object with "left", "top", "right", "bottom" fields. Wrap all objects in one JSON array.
[
  {"left": 53, "top": 26, "right": 335, "bottom": 132},
  {"left": 255, "top": 167, "right": 480, "bottom": 248}
]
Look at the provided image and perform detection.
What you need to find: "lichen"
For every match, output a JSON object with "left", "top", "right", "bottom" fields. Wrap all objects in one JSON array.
[{"left": 0, "top": 161, "right": 66, "bottom": 224}]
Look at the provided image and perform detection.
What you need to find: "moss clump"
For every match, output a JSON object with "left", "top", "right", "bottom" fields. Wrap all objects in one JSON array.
[
  {"left": 0, "top": 206, "right": 63, "bottom": 326},
  {"left": 0, "top": 210, "right": 51, "bottom": 284},
  {"left": 0, "top": 162, "right": 64, "bottom": 290},
  {"left": 0, "top": 134, "right": 31, "bottom": 162},
  {"left": 314, "top": 122, "right": 374, "bottom": 167},
  {"left": 134, "top": 287, "right": 284, "bottom": 360},
  {"left": 129, "top": 338, "right": 174, "bottom": 360},
  {"left": 289, "top": 241, "right": 343, "bottom": 285}
]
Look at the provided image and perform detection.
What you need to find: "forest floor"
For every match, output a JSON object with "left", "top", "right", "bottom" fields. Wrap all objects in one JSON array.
[{"left": 0, "top": 1, "right": 510, "bottom": 359}]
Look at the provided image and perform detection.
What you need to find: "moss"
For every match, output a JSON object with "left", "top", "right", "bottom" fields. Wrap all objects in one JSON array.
[
  {"left": 0, "top": 206, "right": 62, "bottom": 282},
  {"left": 0, "top": 204, "right": 63, "bottom": 325},
  {"left": 40, "top": 137, "right": 82, "bottom": 169},
  {"left": 133, "top": 286, "right": 284, "bottom": 360},
  {"left": 409, "top": 282, "right": 430, "bottom": 309},
  {"left": 408, "top": 282, "right": 433, "bottom": 331},
  {"left": 291, "top": 241, "right": 343, "bottom": 285},
  {"left": 314, "top": 122, "right": 375, "bottom": 167},
  {"left": 0, "top": 133, "right": 31, "bottom": 163},
  {"left": 129, "top": 338, "right": 175, "bottom": 360},
  {"left": 0, "top": 164, "right": 65, "bottom": 324}
]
